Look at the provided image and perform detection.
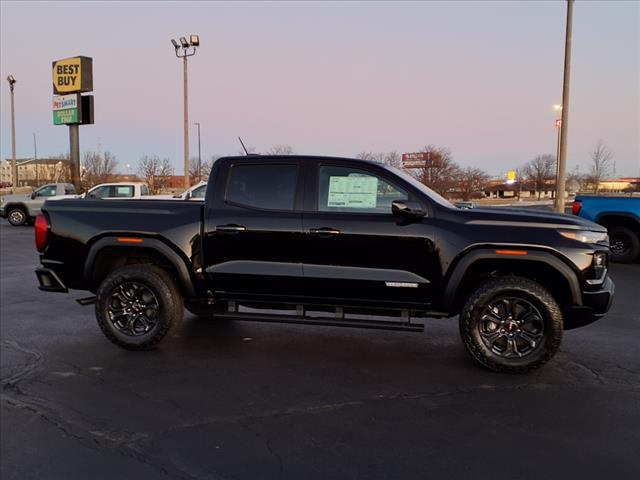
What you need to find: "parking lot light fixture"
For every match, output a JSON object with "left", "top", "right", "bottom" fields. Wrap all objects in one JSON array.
[
  {"left": 171, "top": 35, "right": 200, "bottom": 189},
  {"left": 7, "top": 74, "right": 17, "bottom": 193}
]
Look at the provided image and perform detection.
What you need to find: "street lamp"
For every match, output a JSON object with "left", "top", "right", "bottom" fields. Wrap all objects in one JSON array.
[
  {"left": 194, "top": 122, "right": 201, "bottom": 182},
  {"left": 6, "top": 75, "right": 17, "bottom": 192},
  {"left": 171, "top": 34, "right": 200, "bottom": 189}
]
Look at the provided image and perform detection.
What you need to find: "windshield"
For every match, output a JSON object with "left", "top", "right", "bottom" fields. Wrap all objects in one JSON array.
[{"left": 382, "top": 165, "right": 455, "bottom": 209}]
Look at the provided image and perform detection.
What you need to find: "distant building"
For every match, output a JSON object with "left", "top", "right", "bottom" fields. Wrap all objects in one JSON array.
[{"left": 2, "top": 158, "right": 71, "bottom": 187}]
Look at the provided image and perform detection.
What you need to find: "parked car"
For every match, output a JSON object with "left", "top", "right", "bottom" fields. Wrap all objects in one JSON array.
[
  {"left": 573, "top": 195, "right": 640, "bottom": 263},
  {"left": 0, "top": 183, "right": 76, "bottom": 226},
  {"left": 83, "top": 182, "right": 151, "bottom": 199},
  {"left": 151, "top": 181, "right": 207, "bottom": 201},
  {"left": 35, "top": 155, "right": 614, "bottom": 373}
]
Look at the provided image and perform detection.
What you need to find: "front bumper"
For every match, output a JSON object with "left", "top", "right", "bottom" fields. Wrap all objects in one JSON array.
[
  {"left": 35, "top": 267, "right": 68, "bottom": 293},
  {"left": 565, "top": 276, "right": 615, "bottom": 330}
]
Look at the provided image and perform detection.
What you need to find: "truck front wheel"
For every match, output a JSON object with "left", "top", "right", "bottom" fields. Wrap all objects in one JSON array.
[
  {"left": 7, "top": 206, "right": 28, "bottom": 226},
  {"left": 459, "top": 276, "right": 563, "bottom": 373},
  {"left": 95, "top": 265, "right": 183, "bottom": 350}
]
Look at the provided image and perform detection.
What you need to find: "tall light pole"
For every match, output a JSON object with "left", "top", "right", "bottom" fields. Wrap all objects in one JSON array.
[
  {"left": 555, "top": 0, "right": 574, "bottom": 213},
  {"left": 33, "top": 132, "right": 39, "bottom": 187},
  {"left": 7, "top": 75, "right": 17, "bottom": 192},
  {"left": 171, "top": 35, "right": 200, "bottom": 189},
  {"left": 194, "top": 122, "right": 201, "bottom": 182},
  {"left": 553, "top": 104, "right": 562, "bottom": 209}
]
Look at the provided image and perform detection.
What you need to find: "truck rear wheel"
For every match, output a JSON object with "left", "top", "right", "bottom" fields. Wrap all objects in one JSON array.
[
  {"left": 608, "top": 226, "right": 639, "bottom": 263},
  {"left": 459, "top": 276, "right": 563, "bottom": 373},
  {"left": 95, "top": 265, "right": 183, "bottom": 350}
]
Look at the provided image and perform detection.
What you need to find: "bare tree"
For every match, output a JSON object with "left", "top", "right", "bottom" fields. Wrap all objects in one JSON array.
[
  {"left": 588, "top": 140, "right": 614, "bottom": 194},
  {"left": 458, "top": 167, "right": 490, "bottom": 201},
  {"left": 267, "top": 144, "right": 294, "bottom": 155},
  {"left": 566, "top": 166, "right": 586, "bottom": 194},
  {"left": 138, "top": 155, "right": 175, "bottom": 194},
  {"left": 524, "top": 154, "right": 556, "bottom": 199},
  {"left": 82, "top": 151, "right": 118, "bottom": 187},
  {"left": 410, "top": 145, "right": 461, "bottom": 197},
  {"left": 189, "top": 155, "right": 218, "bottom": 184},
  {"left": 356, "top": 151, "right": 403, "bottom": 169}
]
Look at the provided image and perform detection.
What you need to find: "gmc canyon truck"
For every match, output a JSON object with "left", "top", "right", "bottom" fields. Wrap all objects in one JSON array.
[
  {"left": 34, "top": 156, "right": 614, "bottom": 373},
  {"left": 573, "top": 195, "right": 640, "bottom": 263}
]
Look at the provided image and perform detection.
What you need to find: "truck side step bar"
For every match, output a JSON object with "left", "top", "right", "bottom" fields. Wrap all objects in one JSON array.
[{"left": 213, "top": 306, "right": 424, "bottom": 333}]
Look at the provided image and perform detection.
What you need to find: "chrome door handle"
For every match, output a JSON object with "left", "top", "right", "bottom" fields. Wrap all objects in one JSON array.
[
  {"left": 309, "top": 227, "right": 341, "bottom": 236},
  {"left": 216, "top": 224, "right": 246, "bottom": 233}
]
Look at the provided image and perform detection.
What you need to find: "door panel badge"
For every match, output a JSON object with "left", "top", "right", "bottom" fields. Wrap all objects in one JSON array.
[{"left": 385, "top": 281, "right": 419, "bottom": 288}]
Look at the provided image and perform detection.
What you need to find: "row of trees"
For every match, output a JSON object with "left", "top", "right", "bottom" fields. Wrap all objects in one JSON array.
[{"left": 44, "top": 140, "right": 619, "bottom": 198}]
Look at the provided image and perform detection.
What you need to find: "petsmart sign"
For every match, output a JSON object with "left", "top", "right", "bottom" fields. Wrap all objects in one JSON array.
[{"left": 52, "top": 94, "right": 81, "bottom": 125}]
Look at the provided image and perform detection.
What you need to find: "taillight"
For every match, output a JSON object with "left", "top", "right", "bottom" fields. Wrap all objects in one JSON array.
[
  {"left": 35, "top": 215, "right": 49, "bottom": 252},
  {"left": 572, "top": 200, "right": 582, "bottom": 216}
]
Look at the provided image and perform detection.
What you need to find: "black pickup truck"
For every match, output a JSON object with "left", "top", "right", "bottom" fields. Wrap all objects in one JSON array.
[{"left": 35, "top": 155, "right": 614, "bottom": 373}]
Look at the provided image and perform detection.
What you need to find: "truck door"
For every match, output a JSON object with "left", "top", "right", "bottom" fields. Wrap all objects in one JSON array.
[
  {"left": 202, "top": 159, "right": 305, "bottom": 298},
  {"left": 301, "top": 162, "right": 439, "bottom": 307}
]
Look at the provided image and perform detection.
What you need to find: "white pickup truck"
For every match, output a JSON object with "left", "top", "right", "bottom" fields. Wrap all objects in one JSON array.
[
  {"left": 0, "top": 183, "right": 77, "bottom": 226},
  {"left": 84, "top": 182, "right": 151, "bottom": 199}
]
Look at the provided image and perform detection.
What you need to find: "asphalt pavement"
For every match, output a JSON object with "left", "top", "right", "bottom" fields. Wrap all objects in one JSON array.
[{"left": 1, "top": 218, "right": 639, "bottom": 480}]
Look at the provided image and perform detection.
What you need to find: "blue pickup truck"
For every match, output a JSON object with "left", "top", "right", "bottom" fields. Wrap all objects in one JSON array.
[{"left": 573, "top": 195, "right": 640, "bottom": 263}]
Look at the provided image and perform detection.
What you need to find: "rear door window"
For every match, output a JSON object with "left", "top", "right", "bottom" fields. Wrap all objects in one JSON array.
[
  {"left": 114, "top": 186, "right": 134, "bottom": 197},
  {"left": 226, "top": 164, "right": 297, "bottom": 211}
]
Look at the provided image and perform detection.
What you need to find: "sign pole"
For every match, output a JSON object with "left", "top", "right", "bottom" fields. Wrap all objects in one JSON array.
[
  {"left": 555, "top": 0, "right": 573, "bottom": 213},
  {"left": 69, "top": 124, "right": 80, "bottom": 188}
]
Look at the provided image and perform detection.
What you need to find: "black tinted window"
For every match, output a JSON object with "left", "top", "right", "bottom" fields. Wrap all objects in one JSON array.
[{"left": 227, "top": 164, "right": 297, "bottom": 211}]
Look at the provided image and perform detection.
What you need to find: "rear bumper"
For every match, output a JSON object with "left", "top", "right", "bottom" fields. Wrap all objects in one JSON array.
[
  {"left": 35, "top": 267, "right": 68, "bottom": 293},
  {"left": 564, "top": 276, "right": 615, "bottom": 330}
]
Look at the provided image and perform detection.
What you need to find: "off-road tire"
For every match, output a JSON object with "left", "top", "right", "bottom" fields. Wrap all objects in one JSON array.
[
  {"left": 459, "top": 276, "right": 563, "bottom": 373},
  {"left": 96, "top": 265, "right": 183, "bottom": 350},
  {"left": 608, "top": 226, "right": 639, "bottom": 263},
  {"left": 7, "top": 206, "right": 28, "bottom": 226}
]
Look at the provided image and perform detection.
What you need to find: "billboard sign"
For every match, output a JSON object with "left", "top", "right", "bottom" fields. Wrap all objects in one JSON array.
[
  {"left": 52, "top": 56, "right": 93, "bottom": 94},
  {"left": 52, "top": 94, "right": 81, "bottom": 125},
  {"left": 402, "top": 151, "right": 441, "bottom": 168}
]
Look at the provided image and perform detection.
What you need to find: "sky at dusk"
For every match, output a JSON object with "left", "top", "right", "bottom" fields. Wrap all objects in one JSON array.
[{"left": 1, "top": 0, "right": 638, "bottom": 177}]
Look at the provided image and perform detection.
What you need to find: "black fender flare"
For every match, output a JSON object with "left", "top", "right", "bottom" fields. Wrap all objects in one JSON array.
[
  {"left": 442, "top": 248, "right": 582, "bottom": 311},
  {"left": 83, "top": 237, "right": 196, "bottom": 297}
]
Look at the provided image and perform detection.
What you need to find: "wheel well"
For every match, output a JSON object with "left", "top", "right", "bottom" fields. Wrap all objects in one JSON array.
[
  {"left": 91, "top": 246, "right": 181, "bottom": 293},
  {"left": 598, "top": 215, "right": 640, "bottom": 235},
  {"left": 5, "top": 203, "right": 26, "bottom": 213},
  {"left": 451, "top": 259, "right": 573, "bottom": 316}
]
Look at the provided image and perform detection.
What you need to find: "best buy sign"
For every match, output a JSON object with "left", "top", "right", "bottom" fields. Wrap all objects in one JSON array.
[
  {"left": 52, "top": 94, "right": 81, "bottom": 125},
  {"left": 52, "top": 56, "right": 93, "bottom": 94}
]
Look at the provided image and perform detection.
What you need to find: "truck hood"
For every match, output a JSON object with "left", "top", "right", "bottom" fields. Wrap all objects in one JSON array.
[
  {"left": 457, "top": 207, "right": 606, "bottom": 231},
  {"left": 0, "top": 193, "right": 31, "bottom": 202}
]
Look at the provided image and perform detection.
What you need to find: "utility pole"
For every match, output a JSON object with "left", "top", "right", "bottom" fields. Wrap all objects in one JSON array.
[
  {"left": 7, "top": 75, "right": 17, "bottom": 192},
  {"left": 171, "top": 35, "right": 200, "bottom": 189},
  {"left": 194, "top": 122, "right": 201, "bottom": 182},
  {"left": 33, "top": 132, "right": 39, "bottom": 186},
  {"left": 555, "top": 0, "right": 574, "bottom": 213}
]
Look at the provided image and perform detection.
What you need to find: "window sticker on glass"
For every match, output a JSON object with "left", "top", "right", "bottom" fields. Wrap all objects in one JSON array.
[
  {"left": 327, "top": 175, "right": 378, "bottom": 209},
  {"left": 116, "top": 186, "right": 133, "bottom": 196}
]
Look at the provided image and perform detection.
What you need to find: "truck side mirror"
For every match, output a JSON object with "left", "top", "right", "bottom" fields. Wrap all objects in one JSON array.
[
  {"left": 30, "top": 192, "right": 37, "bottom": 200},
  {"left": 392, "top": 200, "right": 425, "bottom": 219}
]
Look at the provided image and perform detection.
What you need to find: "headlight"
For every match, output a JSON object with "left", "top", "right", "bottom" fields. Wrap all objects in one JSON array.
[{"left": 559, "top": 230, "right": 609, "bottom": 244}]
